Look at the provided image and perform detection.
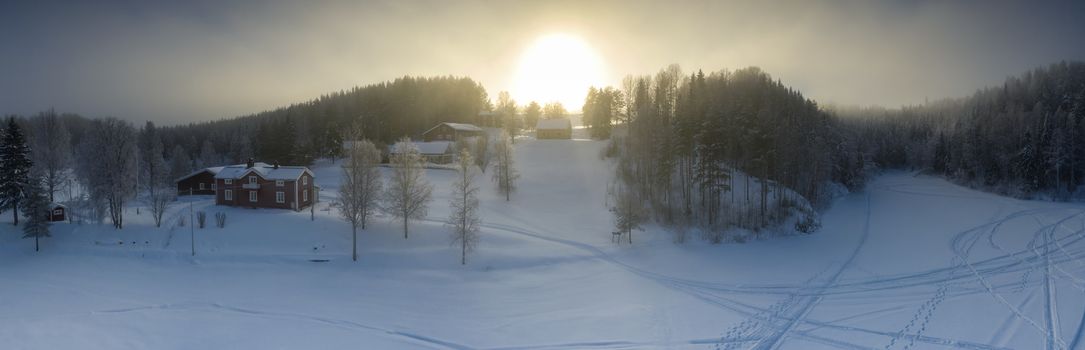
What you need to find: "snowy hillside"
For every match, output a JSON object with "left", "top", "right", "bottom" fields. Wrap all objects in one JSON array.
[{"left": 3, "top": 136, "right": 1085, "bottom": 349}]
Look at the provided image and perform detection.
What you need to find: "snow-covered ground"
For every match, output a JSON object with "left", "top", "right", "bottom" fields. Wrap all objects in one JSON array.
[{"left": 3, "top": 135, "right": 1085, "bottom": 349}]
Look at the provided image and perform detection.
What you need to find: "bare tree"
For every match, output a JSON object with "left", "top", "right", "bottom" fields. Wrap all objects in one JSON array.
[
  {"left": 148, "top": 185, "right": 173, "bottom": 227},
  {"left": 29, "top": 111, "right": 71, "bottom": 203},
  {"left": 496, "top": 91, "right": 518, "bottom": 142},
  {"left": 473, "top": 135, "right": 491, "bottom": 173},
  {"left": 447, "top": 148, "right": 480, "bottom": 265},
  {"left": 611, "top": 159, "right": 642, "bottom": 243},
  {"left": 140, "top": 124, "right": 172, "bottom": 228},
  {"left": 492, "top": 130, "right": 520, "bottom": 201},
  {"left": 75, "top": 118, "right": 137, "bottom": 229},
  {"left": 384, "top": 137, "right": 433, "bottom": 239},
  {"left": 337, "top": 139, "right": 383, "bottom": 261}
]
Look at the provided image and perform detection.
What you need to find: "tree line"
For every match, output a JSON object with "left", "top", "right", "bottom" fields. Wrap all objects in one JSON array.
[
  {"left": 836, "top": 61, "right": 1085, "bottom": 200},
  {"left": 599, "top": 65, "right": 863, "bottom": 243}
]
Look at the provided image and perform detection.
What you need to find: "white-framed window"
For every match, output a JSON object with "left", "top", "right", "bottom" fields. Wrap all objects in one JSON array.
[
  {"left": 249, "top": 191, "right": 257, "bottom": 202},
  {"left": 302, "top": 176, "right": 307, "bottom": 186},
  {"left": 303, "top": 189, "right": 309, "bottom": 202},
  {"left": 276, "top": 180, "right": 284, "bottom": 187},
  {"left": 199, "top": 183, "right": 206, "bottom": 190},
  {"left": 53, "top": 209, "right": 62, "bottom": 215},
  {"left": 212, "top": 183, "right": 217, "bottom": 191},
  {"left": 224, "top": 179, "right": 233, "bottom": 185},
  {"left": 224, "top": 189, "right": 233, "bottom": 201},
  {"left": 248, "top": 176, "right": 257, "bottom": 184},
  {"left": 276, "top": 191, "right": 285, "bottom": 203}
]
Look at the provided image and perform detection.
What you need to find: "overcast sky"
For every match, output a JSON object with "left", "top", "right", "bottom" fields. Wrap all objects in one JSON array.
[{"left": 2, "top": 0, "right": 1084, "bottom": 124}]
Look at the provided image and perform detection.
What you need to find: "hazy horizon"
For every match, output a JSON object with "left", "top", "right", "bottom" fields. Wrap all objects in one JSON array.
[{"left": 3, "top": 0, "right": 1084, "bottom": 124}]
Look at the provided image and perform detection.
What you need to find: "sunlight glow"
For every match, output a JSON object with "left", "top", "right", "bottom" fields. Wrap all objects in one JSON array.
[{"left": 511, "top": 33, "right": 606, "bottom": 112}]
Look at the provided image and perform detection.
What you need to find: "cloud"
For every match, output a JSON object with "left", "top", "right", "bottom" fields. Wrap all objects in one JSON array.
[{"left": 1, "top": 0, "right": 1083, "bottom": 123}]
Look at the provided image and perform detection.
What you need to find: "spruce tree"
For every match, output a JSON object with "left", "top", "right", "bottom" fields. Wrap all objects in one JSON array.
[
  {"left": 21, "top": 179, "right": 51, "bottom": 251},
  {"left": 1, "top": 117, "right": 33, "bottom": 226}
]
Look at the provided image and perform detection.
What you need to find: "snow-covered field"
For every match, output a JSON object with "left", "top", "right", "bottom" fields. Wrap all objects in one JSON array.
[{"left": 3, "top": 135, "right": 1085, "bottom": 349}]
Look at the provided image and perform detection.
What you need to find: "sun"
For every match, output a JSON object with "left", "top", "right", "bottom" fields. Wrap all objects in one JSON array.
[{"left": 511, "top": 33, "right": 606, "bottom": 112}]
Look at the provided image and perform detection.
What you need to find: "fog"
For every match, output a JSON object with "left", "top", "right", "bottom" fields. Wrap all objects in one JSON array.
[{"left": 2, "top": 0, "right": 1083, "bottom": 124}]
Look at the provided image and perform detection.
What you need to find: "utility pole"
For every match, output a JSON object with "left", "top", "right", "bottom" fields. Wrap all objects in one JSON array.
[{"left": 190, "top": 188, "right": 195, "bottom": 256}]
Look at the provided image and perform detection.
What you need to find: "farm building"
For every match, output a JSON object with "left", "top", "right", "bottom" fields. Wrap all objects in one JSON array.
[
  {"left": 536, "top": 118, "right": 572, "bottom": 139},
  {"left": 388, "top": 141, "right": 455, "bottom": 164},
  {"left": 214, "top": 159, "right": 316, "bottom": 211},
  {"left": 177, "top": 165, "right": 233, "bottom": 195},
  {"left": 46, "top": 203, "right": 66, "bottom": 222},
  {"left": 421, "top": 122, "right": 484, "bottom": 142}
]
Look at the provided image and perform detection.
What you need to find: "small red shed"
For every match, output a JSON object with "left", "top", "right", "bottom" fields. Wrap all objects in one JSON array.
[{"left": 47, "top": 203, "right": 66, "bottom": 222}]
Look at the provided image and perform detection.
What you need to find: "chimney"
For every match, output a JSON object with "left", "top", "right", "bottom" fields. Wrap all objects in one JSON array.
[
  {"left": 273, "top": 161, "right": 279, "bottom": 169},
  {"left": 246, "top": 158, "right": 254, "bottom": 168}
]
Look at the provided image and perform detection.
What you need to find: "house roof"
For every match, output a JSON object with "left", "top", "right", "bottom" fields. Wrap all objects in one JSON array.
[
  {"left": 389, "top": 141, "right": 453, "bottom": 155},
  {"left": 422, "top": 122, "right": 483, "bottom": 136},
  {"left": 537, "top": 118, "right": 572, "bottom": 130},
  {"left": 214, "top": 163, "right": 313, "bottom": 181},
  {"left": 175, "top": 163, "right": 265, "bottom": 183},
  {"left": 48, "top": 202, "right": 66, "bottom": 209}
]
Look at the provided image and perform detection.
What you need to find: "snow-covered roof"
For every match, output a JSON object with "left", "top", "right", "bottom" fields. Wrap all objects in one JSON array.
[
  {"left": 536, "top": 118, "right": 572, "bottom": 130},
  {"left": 422, "top": 122, "right": 483, "bottom": 135},
  {"left": 388, "top": 141, "right": 453, "bottom": 155},
  {"left": 48, "top": 202, "right": 66, "bottom": 209},
  {"left": 175, "top": 164, "right": 257, "bottom": 183},
  {"left": 214, "top": 163, "right": 313, "bottom": 181}
]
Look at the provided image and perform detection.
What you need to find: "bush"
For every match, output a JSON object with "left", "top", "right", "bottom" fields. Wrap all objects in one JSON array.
[
  {"left": 196, "top": 211, "right": 206, "bottom": 229},
  {"left": 215, "top": 212, "right": 226, "bottom": 228},
  {"left": 795, "top": 213, "right": 821, "bottom": 234},
  {"left": 177, "top": 216, "right": 186, "bottom": 227}
]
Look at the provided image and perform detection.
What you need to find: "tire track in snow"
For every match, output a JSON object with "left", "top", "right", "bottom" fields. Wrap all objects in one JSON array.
[{"left": 744, "top": 190, "right": 874, "bottom": 350}]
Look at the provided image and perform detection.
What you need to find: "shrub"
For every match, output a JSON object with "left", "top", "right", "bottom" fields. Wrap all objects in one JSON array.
[
  {"left": 215, "top": 212, "right": 226, "bottom": 228},
  {"left": 196, "top": 211, "right": 206, "bottom": 229}
]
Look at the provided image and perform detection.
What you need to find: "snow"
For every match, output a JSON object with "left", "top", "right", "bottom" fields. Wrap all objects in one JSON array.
[
  {"left": 536, "top": 118, "right": 571, "bottom": 130},
  {"left": 422, "top": 122, "right": 484, "bottom": 134},
  {"left": 388, "top": 141, "right": 453, "bottom": 156},
  {"left": 3, "top": 137, "right": 1085, "bottom": 349},
  {"left": 174, "top": 164, "right": 242, "bottom": 182},
  {"left": 214, "top": 163, "right": 311, "bottom": 181}
]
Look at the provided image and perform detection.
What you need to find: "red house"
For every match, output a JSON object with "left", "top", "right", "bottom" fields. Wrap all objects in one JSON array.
[{"left": 214, "top": 159, "right": 316, "bottom": 211}]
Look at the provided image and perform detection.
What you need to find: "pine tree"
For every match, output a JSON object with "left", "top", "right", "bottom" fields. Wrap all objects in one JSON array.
[
  {"left": 1, "top": 117, "right": 34, "bottom": 226},
  {"left": 21, "top": 178, "right": 51, "bottom": 251}
]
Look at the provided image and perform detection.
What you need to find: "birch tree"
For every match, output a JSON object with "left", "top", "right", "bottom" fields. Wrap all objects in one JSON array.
[
  {"left": 338, "top": 139, "right": 383, "bottom": 261},
  {"left": 447, "top": 148, "right": 480, "bottom": 265},
  {"left": 76, "top": 118, "right": 137, "bottom": 229},
  {"left": 492, "top": 130, "right": 519, "bottom": 201},
  {"left": 384, "top": 138, "right": 433, "bottom": 239},
  {"left": 140, "top": 123, "right": 172, "bottom": 227},
  {"left": 29, "top": 111, "right": 71, "bottom": 202}
]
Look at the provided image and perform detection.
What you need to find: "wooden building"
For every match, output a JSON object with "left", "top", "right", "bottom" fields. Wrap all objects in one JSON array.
[
  {"left": 177, "top": 166, "right": 225, "bottom": 195},
  {"left": 536, "top": 118, "right": 572, "bottom": 139},
  {"left": 47, "top": 203, "right": 66, "bottom": 222},
  {"left": 214, "top": 159, "right": 316, "bottom": 211},
  {"left": 388, "top": 141, "right": 455, "bottom": 164},
  {"left": 421, "top": 122, "right": 484, "bottom": 142}
]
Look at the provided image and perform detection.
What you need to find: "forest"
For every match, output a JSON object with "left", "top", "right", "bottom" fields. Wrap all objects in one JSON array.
[
  {"left": 3, "top": 61, "right": 1084, "bottom": 242},
  {"left": 837, "top": 61, "right": 1085, "bottom": 200}
]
